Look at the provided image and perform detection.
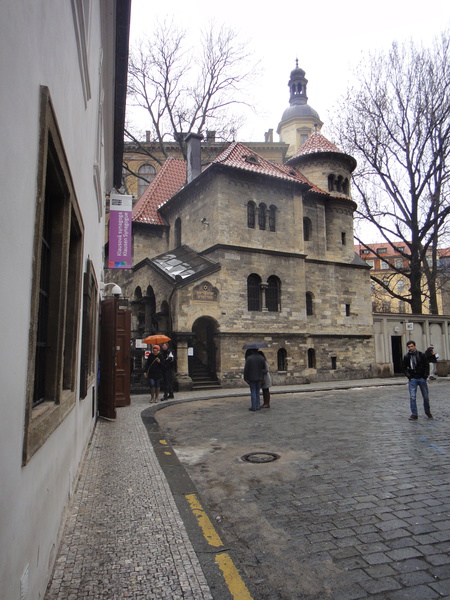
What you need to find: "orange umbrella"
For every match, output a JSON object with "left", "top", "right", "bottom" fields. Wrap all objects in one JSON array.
[{"left": 143, "top": 334, "right": 171, "bottom": 345}]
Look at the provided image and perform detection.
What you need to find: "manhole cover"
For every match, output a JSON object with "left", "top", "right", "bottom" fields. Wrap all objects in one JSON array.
[{"left": 241, "top": 452, "right": 280, "bottom": 463}]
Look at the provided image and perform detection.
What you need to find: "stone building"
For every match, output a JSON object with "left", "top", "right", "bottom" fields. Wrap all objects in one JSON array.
[{"left": 106, "top": 68, "right": 375, "bottom": 389}]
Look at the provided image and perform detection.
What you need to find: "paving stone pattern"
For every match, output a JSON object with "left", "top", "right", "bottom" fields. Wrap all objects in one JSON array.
[
  {"left": 44, "top": 396, "right": 213, "bottom": 600},
  {"left": 156, "top": 380, "right": 450, "bottom": 600}
]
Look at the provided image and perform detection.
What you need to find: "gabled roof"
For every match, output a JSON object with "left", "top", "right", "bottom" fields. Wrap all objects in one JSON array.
[
  {"left": 132, "top": 157, "right": 186, "bottom": 224},
  {"left": 208, "top": 141, "right": 317, "bottom": 188}
]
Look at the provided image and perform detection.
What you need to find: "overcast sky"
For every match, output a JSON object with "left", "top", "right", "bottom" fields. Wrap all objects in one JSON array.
[{"left": 129, "top": 0, "right": 450, "bottom": 143}]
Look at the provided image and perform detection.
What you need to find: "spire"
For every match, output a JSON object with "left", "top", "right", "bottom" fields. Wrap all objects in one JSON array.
[{"left": 288, "top": 59, "right": 308, "bottom": 106}]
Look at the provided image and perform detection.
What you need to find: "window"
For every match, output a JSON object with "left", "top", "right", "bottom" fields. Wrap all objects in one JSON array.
[
  {"left": 266, "top": 276, "right": 281, "bottom": 312},
  {"left": 24, "top": 87, "right": 84, "bottom": 462},
  {"left": 366, "top": 260, "right": 374, "bottom": 268},
  {"left": 343, "top": 178, "right": 349, "bottom": 195},
  {"left": 307, "top": 348, "right": 316, "bottom": 369},
  {"left": 331, "top": 356, "right": 337, "bottom": 370},
  {"left": 328, "top": 174, "right": 335, "bottom": 192},
  {"left": 378, "top": 248, "right": 387, "bottom": 254},
  {"left": 277, "top": 348, "right": 287, "bottom": 371},
  {"left": 306, "top": 292, "right": 314, "bottom": 316},
  {"left": 303, "top": 217, "right": 312, "bottom": 241},
  {"left": 341, "top": 232, "right": 346, "bottom": 245},
  {"left": 138, "top": 164, "right": 156, "bottom": 196},
  {"left": 380, "top": 261, "right": 389, "bottom": 269},
  {"left": 397, "top": 280, "right": 405, "bottom": 292},
  {"left": 395, "top": 258, "right": 403, "bottom": 269},
  {"left": 399, "top": 301, "right": 406, "bottom": 312},
  {"left": 174, "top": 217, "right": 182, "bottom": 248},
  {"left": 247, "top": 274, "right": 262, "bottom": 311},
  {"left": 247, "top": 201, "right": 256, "bottom": 229},
  {"left": 258, "top": 203, "right": 267, "bottom": 230},
  {"left": 269, "top": 205, "right": 277, "bottom": 232},
  {"left": 80, "top": 259, "right": 99, "bottom": 399},
  {"left": 345, "top": 304, "right": 351, "bottom": 316}
]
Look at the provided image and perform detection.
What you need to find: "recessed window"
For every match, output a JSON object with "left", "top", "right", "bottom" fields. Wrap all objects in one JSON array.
[
  {"left": 174, "top": 217, "right": 182, "bottom": 248},
  {"left": 258, "top": 203, "right": 267, "bottom": 230},
  {"left": 24, "top": 87, "right": 84, "bottom": 462},
  {"left": 345, "top": 304, "right": 351, "bottom": 316},
  {"left": 247, "top": 274, "right": 262, "bottom": 311},
  {"left": 269, "top": 205, "right": 277, "bottom": 232},
  {"left": 306, "top": 292, "right": 314, "bottom": 316},
  {"left": 277, "top": 348, "right": 287, "bottom": 371},
  {"left": 247, "top": 201, "right": 256, "bottom": 229},
  {"left": 266, "top": 276, "right": 281, "bottom": 312},
  {"left": 307, "top": 348, "right": 316, "bottom": 369},
  {"left": 331, "top": 356, "right": 337, "bottom": 370},
  {"left": 303, "top": 217, "right": 312, "bottom": 241},
  {"left": 341, "top": 232, "right": 346, "bottom": 245}
]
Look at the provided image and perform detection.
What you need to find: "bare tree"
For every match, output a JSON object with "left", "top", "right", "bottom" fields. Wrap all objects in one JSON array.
[
  {"left": 331, "top": 29, "right": 450, "bottom": 314},
  {"left": 126, "top": 20, "right": 255, "bottom": 162}
]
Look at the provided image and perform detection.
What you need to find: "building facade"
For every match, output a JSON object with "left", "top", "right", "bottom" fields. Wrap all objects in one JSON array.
[
  {"left": 107, "top": 104, "right": 375, "bottom": 389},
  {"left": 0, "top": 2, "right": 130, "bottom": 598}
]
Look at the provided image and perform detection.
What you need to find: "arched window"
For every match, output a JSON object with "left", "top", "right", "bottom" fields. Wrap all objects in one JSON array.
[
  {"left": 247, "top": 201, "right": 256, "bottom": 229},
  {"left": 174, "top": 217, "right": 181, "bottom": 248},
  {"left": 328, "top": 174, "right": 335, "bottom": 192},
  {"left": 258, "top": 203, "right": 267, "bottom": 230},
  {"left": 307, "top": 348, "right": 316, "bottom": 369},
  {"left": 343, "top": 178, "right": 349, "bottom": 195},
  {"left": 247, "top": 274, "right": 262, "bottom": 311},
  {"left": 138, "top": 164, "right": 156, "bottom": 196},
  {"left": 269, "top": 205, "right": 277, "bottom": 232},
  {"left": 134, "top": 286, "right": 142, "bottom": 300},
  {"left": 303, "top": 217, "right": 312, "bottom": 241},
  {"left": 277, "top": 348, "right": 287, "bottom": 371},
  {"left": 266, "top": 276, "right": 280, "bottom": 312},
  {"left": 336, "top": 175, "right": 343, "bottom": 192},
  {"left": 306, "top": 292, "right": 314, "bottom": 316}
]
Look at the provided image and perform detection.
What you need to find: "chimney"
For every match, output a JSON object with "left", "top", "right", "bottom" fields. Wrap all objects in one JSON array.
[
  {"left": 264, "top": 129, "right": 273, "bottom": 143},
  {"left": 206, "top": 130, "right": 216, "bottom": 142},
  {"left": 185, "top": 132, "right": 203, "bottom": 183},
  {"left": 146, "top": 130, "right": 150, "bottom": 142}
]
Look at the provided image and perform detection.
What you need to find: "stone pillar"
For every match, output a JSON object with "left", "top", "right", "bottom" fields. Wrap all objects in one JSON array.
[
  {"left": 176, "top": 334, "right": 193, "bottom": 391},
  {"left": 261, "top": 283, "right": 269, "bottom": 312}
]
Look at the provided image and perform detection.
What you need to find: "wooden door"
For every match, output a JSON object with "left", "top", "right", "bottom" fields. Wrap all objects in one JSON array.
[{"left": 98, "top": 299, "right": 131, "bottom": 418}]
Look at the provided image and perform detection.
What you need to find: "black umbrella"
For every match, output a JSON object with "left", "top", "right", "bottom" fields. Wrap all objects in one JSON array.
[{"left": 242, "top": 342, "right": 269, "bottom": 350}]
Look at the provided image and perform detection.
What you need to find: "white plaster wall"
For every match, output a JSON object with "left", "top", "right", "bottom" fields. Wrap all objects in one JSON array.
[{"left": 0, "top": 2, "right": 115, "bottom": 598}]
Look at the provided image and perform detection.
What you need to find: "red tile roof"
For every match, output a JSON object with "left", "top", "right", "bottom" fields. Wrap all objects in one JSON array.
[
  {"left": 207, "top": 141, "right": 326, "bottom": 194},
  {"left": 291, "top": 132, "right": 343, "bottom": 158},
  {"left": 132, "top": 158, "right": 186, "bottom": 224}
]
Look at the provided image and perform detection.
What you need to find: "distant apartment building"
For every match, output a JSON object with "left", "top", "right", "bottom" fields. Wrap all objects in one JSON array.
[{"left": 355, "top": 243, "right": 450, "bottom": 315}]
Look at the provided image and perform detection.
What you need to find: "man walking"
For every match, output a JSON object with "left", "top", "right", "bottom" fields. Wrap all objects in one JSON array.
[
  {"left": 244, "top": 349, "right": 267, "bottom": 411},
  {"left": 403, "top": 340, "right": 433, "bottom": 420}
]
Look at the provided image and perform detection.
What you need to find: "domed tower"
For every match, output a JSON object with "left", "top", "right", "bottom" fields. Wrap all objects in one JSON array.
[
  {"left": 277, "top": 61, "right": 323, "bottom": 158},
  {"left": 287, "top": 132, "right": 357, "bottom": 261}
]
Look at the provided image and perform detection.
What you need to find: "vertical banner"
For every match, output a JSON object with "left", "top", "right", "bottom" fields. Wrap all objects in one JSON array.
[{"left": 108, "top": 193, "right": 132, "bottom": 268}]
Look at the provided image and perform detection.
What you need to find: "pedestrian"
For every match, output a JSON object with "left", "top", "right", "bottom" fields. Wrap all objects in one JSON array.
[
  {"left": 244, "top": 349, "right": 267, "bottom": 411},
  {"left": 259, "top": 351, "right": 272, "bottom": 408},
  {"left": 424, "top": 345, "right": 439, "bottom": 380},
  {"left": 403, "top": 340, "right": 433, "bottom": 420},
  {"left": 144, "top": 345, "right": 164, "bottom": 403},
  {"left": 160, "top": 342, "right": 175, "bottom": 400}
]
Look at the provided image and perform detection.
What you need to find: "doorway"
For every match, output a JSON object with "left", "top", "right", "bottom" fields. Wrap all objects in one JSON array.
[
  {"left": 391, "top": 336, "right": 403, "bottom": 374},
  {"left": 190, "top": 316, "right": 219, "bottom": 382}
]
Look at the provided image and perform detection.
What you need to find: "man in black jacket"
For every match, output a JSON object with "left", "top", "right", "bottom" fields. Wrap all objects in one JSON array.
[{"left": 403, "top": 340, "right": 433, "bottom": 420}]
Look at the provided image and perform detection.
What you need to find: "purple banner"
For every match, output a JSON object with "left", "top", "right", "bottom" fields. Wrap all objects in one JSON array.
[{"left": 108, "top": 194, "right": 132, "bottom": 268}]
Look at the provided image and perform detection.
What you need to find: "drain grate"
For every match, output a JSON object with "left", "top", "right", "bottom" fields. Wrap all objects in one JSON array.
[{"left": 241, "top": 452, "right": 280, "bottom": 463}]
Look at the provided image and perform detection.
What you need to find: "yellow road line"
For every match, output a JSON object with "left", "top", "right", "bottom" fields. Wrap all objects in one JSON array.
[
  {"left": 185, "top": 493, "right": 254, "bottom": 599},
  {"left": 215, "top": 553, "right": 254, "bottom": 600},
  {"left": 185, "top": 493, "right": 223, "bottom": 547}
]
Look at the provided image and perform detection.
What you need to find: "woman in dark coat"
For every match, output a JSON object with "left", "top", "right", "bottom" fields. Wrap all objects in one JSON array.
[{"left": 144, "top": 345, "right": 164, "bottom": 403}]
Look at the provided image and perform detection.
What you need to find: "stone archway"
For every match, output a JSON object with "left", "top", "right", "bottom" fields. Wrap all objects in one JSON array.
[{"left": 190, "top": 316, "right": 220, "bottom": 383}]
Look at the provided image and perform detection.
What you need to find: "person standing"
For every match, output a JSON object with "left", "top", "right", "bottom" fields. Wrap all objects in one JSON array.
[
  {"left": 244, "top": 349, "right": 267, "bottom": 411},
  {"left": 144, "top": 345, "right": 164, "bottom": 403},
  {"left": 160, "top": 342, "right": 175, "bottom": 400},
  {"left": 424, "top": 345, "right": 439, "bottom": 380},
  {"left": 259, "top": 351, "right": 272, "bottom": 408},
  {"left": 403, "top": 340, "right": 433, "bottom": 420}
]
